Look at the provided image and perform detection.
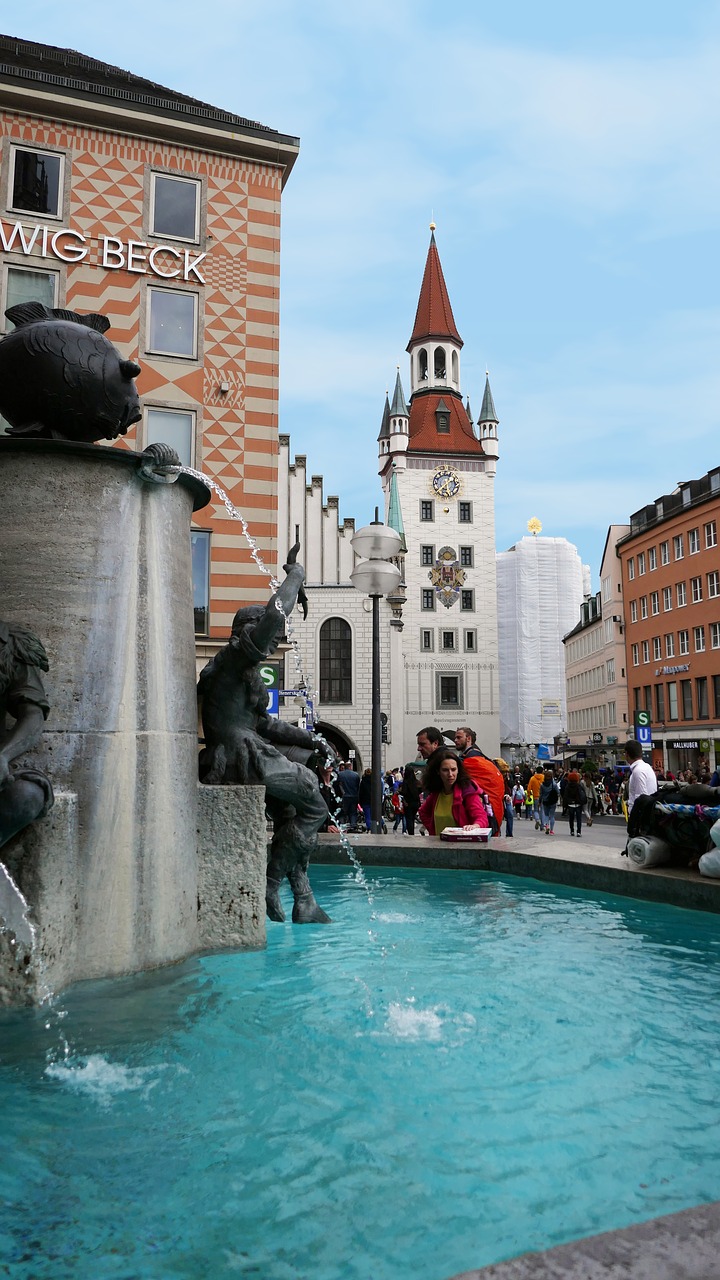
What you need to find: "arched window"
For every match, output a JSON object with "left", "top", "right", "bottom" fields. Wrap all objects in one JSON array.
[
  {"left": 320, "top": 618, "right": 352, "bottom": 703},
  {"left": 418, "top": 348, "right": 428, "bottom": 381},
  {"left": 451, "top": 351, "right": 459, "bottom": 384},
  {"left": 434, "top": 346, "right": 446, "bottom": 379}
]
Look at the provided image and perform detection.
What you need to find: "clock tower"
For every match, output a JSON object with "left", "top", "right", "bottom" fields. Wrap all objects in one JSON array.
[{"left": 379, "top": 226, "right": 501, "bottom": 762}]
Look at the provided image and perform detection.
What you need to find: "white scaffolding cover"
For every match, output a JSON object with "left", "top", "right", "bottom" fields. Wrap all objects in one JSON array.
[{"left": 497, "top": 536, "right": 586, "bottom": 746}]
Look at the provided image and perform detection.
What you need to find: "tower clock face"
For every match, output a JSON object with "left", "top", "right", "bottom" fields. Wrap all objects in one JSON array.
[{"left": 432, "top": 465, "right": 461, "bottom": 499}]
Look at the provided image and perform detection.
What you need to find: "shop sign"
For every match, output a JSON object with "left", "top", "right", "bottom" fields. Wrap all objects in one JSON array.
[
  {"left": 1, "top": 219, "right": 206, "bottom": 283},
  {"left": 670, "top": 740, "right": 699, "bottom": 750},
  {"left": 654, "top": 663, "right": 690, "bottom": 676}
]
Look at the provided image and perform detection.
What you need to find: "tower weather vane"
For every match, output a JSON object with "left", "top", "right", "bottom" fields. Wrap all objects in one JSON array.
[{"left": 527, "top": 517, "right": 542, "bottom": 536}]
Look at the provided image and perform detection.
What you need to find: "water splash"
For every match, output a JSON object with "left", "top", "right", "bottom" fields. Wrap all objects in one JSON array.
[
  {"left": 45, "top": 1053, "right": 165, "bottom": 1102},
  {"left": 0, "top": 861, "right": 35, "bottom": 952}
]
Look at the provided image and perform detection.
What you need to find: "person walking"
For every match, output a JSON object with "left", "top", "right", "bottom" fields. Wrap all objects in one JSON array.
[
  {"left": 418, "top": 750, "right": 489, "bottom": 836},
  {"left": 401, "top": 762, "right": 422, "bottom": 835},
  {"left": 358, "top": 768, "right": 373, "bottom": 831},
  {"left": 336, "top": 761, "right": 360, "bottom": 831},
  {"left": 624, "top": 741, "right": 658, "bottom": 813},
  {"left": 524, "top": 787, "right": 534, "bottom": 820},
  {"left": 539, "top": 770, "right": 559, "bottom": 834},
  {"left": 563, "top": 769, "right": 586, "bottom": 837},
  {"left": 512, "top": 781, "right": 525, "bottom": 822},
  {"left": 527, "top": 766, "right": 545, "bottom": 828}
]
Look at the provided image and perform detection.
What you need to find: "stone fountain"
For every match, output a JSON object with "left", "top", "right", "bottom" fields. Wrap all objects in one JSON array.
[{"left": 0, "top": 303, "right": 324, "bottom": 1006}]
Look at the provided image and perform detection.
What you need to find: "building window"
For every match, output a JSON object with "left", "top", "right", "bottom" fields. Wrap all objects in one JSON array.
[
  {"left": 648, "top": 546, "right": 657, "bottom": 570},
  {"left": 655, "top": 683, "right": 665, "bottom": 722},
  {"left": 9, "top": 146, "right": 63, "bottom": 216},
  {"left": 662, "top": 586, "right": 672, "bottom": 611},
  {"left": 628, "top": 558, "right": 635, "bottom": 580},
  {"left": 460, "top": 589, "right": 474, "bottom": 611},
  {"left": 422, "top": 589, "right": 435, "bottom": 611},
  {"left": 704, "top": 520, "right": 717, "bottom": 549},
  {"left": 677, "top": 582, "right": 686, "bottom": 607},
  {"left": 681, "top": 679, "right": 693, "bottom": 719},
  {"left": 696, "top": 677, "right": 709, "bottom": 719},
  {"left": 660, "top": 540, "right": 670, "bottom": 565},
  {"left": 420, "top": 500, "right": 434, "bottom": 522},
  {"left": 650, "top": 591, "right": 659, "bottom": 615},
  {"left": 708, "top": 571, "right": 720, "bottom": 598},
  {"left": 607, "top": 658, "right": 615, "bottom": 683},
  {"left": 665, "top": 633, "right": 675, "bottom": 658},
  {"left": 319, "top": 617, "right": 352, "bottom": 703},
  {"left": 191, "top": 530, "right": 210, "bottom": 635},
  {"left": 689, "top": 528, "right": 700, "bottom": 555},
  {"left": 464, "top": 629, "right": 476, "bottom": 652},
  {"left": 442, "top": 630, "right": 455, "bottom": 651},
  {"left": 631, "top": 643, "right": 639, "bottom": 666},
  {"left": 691, "top": 576, "right": 703, "bottom": 603},
  {"left": 459, "top": 546, "right": 473, "bottom": 568},
  {"left": 644, "top": 685, "right": 653, "bottom": 715},
  {"left": 638, "top": 551, "right": 646, "bottom": 575},
  {"left": 630, "top": 600, "right": 638, "bottom": 623},
  {"left": 679, "top": 629, "right": 689, "bottom": 655},
  {"left": 640, "top": 596, "right": 648, "bottom": 620},
  {"left": 147, "top": 287, "right": 198, "bottom": 358},
  {"left": 714, "top": 675, "right": 720, "bottom": 719},
  {"left": 711, "top": 622, "right": 720, "bottom": 650},
  {"left": 694, "top": 625, "right": 705, "bottom": 653},
  {"left": 1, "top": 265, "right": 58, "bottom": 335},
  {"left": 436, "top": 412, "right": 450, "bottom": 433},
  {"left": 673, "top": 534, "right": 684, "bottom": 560},
  {"left": 145, "top": 407, "right": 195, "bottom": 467},
  {"left": 150, "top": 173, "right": 201, "bottom": 241},
  {"left": 641, "top": 639, "right": 650, "bottom": 663},
  {"left": 458, "top": 501, "right": 472, "bottom": 523},
  {"left": 421, "top": 544, "right": 434, "bottom": 566},
  {"left": 653, "top": 636, "right": 662, "bottom": 661},
  {"left": 421, "top": 629, "right": 434, "bottom": 651},
  {"left": 434, "top": 346, "right": 447, "bottom": 379},
  {"left": 667, "top": 682, "right": 678, "bottom": 720},
  {"left": 436, "top": 672, "right": 463, "bottom": 709},
  {"left": 608, "top": 700, "right": 617, "bottom": 725}
]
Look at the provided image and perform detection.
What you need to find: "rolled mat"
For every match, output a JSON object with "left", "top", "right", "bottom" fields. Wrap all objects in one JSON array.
[{"left": 626, "top": 835, "right": 673, "bottom": 868}]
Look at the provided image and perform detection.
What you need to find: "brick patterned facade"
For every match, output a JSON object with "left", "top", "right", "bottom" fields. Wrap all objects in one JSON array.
[{"left": 1, "top": 41, "right": 298, "bottom": 646}]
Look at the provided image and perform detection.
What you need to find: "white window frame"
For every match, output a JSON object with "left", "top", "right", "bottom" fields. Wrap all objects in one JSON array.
[
  {"left": 627, "top": 558, "right": 635, "bottom": 580},
  {"left": 710, "top": 622, "right": 720, "bottom": 650},
  {"left": 694, "top": 626, "right": 706, "bottom": 653},
  {"left": 708, "top": 571, "right": 720, "bottom": 599},
  {"left": 649, "top": 546, "right": 657, "bottom": 570},
  {"left": 660, "top": 540, "right": 670, "bottom": 565},
  {"left": 630, "top": 600, "right": 638, "bottom": 623},
  {"left": 650, "top": 591, "right": 659, "bottom": 615},
  {"left": 1, "top": 263, "right": 59, "bottom": 335},
  {"left": 8, "top": 144, "right": 65, "bottom": 219},
  {"left": 691, "top": 576, "right": 703, "bottom": 603},
  {"left": 638, "top": 551, "right": 646, "bottom": 575},
  {"left": 704, "top": 521, "right": 717, "bottom": 549},
  {"left": 144, "top": 405, "right": 196, "bottom": 469},
  {"left": 665, "top": 633, "right": 675, "bottom": 658},
  {"left": 149, "top": 172, "right": 201, "bottom": 243},
  {"left": 679, "top": 629, "right": 689, "bottom": 656},
  {"left": 677, "top": 582, "right": 687, "bottom": 607},
  {"left": 640, "top": 596, "right": 648, "bottom": 620},
  {"left": 653, "top": 636, "right": 662, "bottom": 661},
  {"left": 674, "top": 534, "right": 684, "bottom": 560},
  {"left": 146, "top": 286, "right": 199, "bottom": 359},
  {"left": 663, "top": 586, "right": 672, "bottom": 612},
  {"left": 631, "top": 643, "right": 639, "bottom": 666},
  {"left": 641, "top": 639, "right": 650, "bottom": 664}
]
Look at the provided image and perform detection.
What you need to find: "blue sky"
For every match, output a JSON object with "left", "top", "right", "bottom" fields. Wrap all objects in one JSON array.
[{"left": 11, "top": 0, "right": 720, "bottom": 579}]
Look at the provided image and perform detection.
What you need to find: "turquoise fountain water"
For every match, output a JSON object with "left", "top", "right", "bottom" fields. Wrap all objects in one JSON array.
[{"left": 3, "top": 866, "right": 720, "bottom": 1280}]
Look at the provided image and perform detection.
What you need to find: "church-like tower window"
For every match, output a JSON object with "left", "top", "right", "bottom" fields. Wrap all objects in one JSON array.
[
  {"left": 319, "top": 618, "right": 352, "bottom": 703},
  {"left": 451, "top": 351, "right": 459, "bottom": 384},
  {"left": 418, "top": 348, "right": 428, "bottom": 380},
  {"left": 437, "top": 413, "right": 449, "bottom": 433},
  {"left": 433, "top": 346, "right": 446, "bottom": 379}
]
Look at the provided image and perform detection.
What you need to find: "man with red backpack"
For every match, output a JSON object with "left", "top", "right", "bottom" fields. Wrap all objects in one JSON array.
[{"left": 453, "top": 726, "right": 505, "bottom": 836}]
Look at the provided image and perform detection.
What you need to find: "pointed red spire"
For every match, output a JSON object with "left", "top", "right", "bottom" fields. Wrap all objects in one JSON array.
[{"left": 407, "top": 230, "right": 463, "bottom": 351}]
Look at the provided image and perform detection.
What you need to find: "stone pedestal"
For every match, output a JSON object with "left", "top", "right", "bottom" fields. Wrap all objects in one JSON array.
[{"left": 197, "top": 784, "right": 267, "bottom": 951}]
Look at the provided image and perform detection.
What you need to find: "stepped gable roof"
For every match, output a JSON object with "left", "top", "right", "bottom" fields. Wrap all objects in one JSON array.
[
  {"left": 478, "top": 374, "right": 498, "bottom": 423},
  {"left": 408, "top": 391, "right": 483, "bottom": 455},
  {"left": 0, "top": 33, "right": 299, "bottom": 149},
  {"left": 407, "top": 230, "right": 463, "bottom": 350},
  {"left": 389, "top": 369, "right": 408, "bottom": 418}
]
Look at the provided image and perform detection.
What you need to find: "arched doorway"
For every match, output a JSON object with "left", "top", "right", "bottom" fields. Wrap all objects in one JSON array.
[{"left": 315, "top": 721, "right": 362, "bottom": 772}]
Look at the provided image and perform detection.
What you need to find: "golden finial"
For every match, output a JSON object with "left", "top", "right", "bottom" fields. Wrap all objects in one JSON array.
[
  {"left": 430, "top": 220, "right": 436, "bottom": 231},
  {"left": 527, "top": 517, "right": 542, "bottom": 536}
]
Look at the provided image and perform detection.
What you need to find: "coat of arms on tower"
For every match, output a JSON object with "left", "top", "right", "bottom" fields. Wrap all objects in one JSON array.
[{"left": 429, "top": 546, "right": 465, "bottom": 608}]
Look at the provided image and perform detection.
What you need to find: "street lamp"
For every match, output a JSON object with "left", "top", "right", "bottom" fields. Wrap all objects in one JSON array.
[{"left": 350, "top": 510, "right": 402, "bottom": 834}]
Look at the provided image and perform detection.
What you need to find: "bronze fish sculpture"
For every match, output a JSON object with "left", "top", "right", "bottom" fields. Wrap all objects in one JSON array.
[{"left": 0, "top": 302, "right": 142, "bottom": 443}]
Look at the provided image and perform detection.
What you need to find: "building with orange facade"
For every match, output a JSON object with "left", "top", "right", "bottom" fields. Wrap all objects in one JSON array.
[
  {"left": 616, "top": 468, "right": 720, "bottom": 777},
  {"left": 0, "top": 35, "right": 298, "bottom": 661}
]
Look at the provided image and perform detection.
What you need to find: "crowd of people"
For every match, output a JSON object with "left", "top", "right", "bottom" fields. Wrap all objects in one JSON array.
[{"left": 318, "top": 729, "right": 705, "bottom": 841}]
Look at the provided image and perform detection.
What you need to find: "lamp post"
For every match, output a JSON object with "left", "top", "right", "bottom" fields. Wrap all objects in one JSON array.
[{"left": 350, "top": 511, "right": 402, "bottom": 834}]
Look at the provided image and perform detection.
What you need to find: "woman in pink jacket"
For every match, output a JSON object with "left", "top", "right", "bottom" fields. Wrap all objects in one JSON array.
[{"left": 418, "top": 750, "right": 490, "bottom": 835}]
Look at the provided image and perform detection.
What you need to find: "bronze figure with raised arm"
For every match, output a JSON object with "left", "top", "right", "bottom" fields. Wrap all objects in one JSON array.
[{"left": 197, "top": 543, "right": 332, "bottom": 924}]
